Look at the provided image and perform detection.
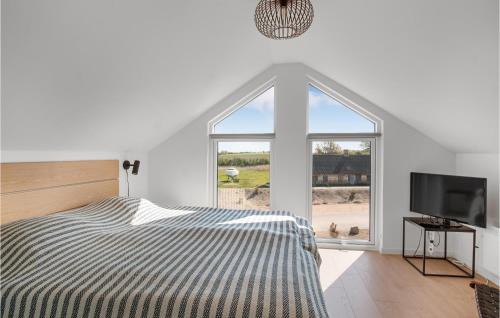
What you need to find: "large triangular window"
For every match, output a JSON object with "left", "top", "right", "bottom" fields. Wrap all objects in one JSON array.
[
  {"left": 213, "top": 87, "right": 274, "bottom": 134},
  {"left": 308, "top": 85, "right": 375, "bottom": 133}
]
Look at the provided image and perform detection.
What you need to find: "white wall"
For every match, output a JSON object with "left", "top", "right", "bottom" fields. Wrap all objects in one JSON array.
[
  {"left": 381, "top": 116, "right": 456, "bottom": 254},
  {"left": 149, "top": 63, "right": 456, "bottom": 253},
  {"left": 450, "top": 153, "right": 499, "bottom": 283},
  {"left": 1, "top": 150, "right": 149, "bottom": 198}
]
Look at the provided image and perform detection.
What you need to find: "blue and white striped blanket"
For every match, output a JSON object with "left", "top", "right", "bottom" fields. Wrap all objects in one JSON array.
[{"left": 1, "top": 197, "right": 328, "bottom": 317}]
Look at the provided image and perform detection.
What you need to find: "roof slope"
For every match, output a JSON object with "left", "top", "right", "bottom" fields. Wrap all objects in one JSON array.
[{"left": 2, "top": 0, "right": 498, "bottom": 153}]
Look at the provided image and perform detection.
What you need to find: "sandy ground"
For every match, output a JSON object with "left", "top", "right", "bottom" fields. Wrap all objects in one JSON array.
[
  {"left": 312, "top": 204, "right": 369, "bottom": 240},
  {"left": 218, "top": 186, "right": 370, "bottom": 241},
  {"left": 312, "top": 187, "right": 370, "bottom": 240},
  {"left": 217, "top": 188, "right": 270, "bottom": 210}
]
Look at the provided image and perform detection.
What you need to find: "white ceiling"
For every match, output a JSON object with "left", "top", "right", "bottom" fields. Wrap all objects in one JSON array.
[{"left": 2, "top": 0, "right": 498, "bottom": 153}]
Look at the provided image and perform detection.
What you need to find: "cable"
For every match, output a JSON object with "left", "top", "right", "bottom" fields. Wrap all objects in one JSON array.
[
  {"left": 126, "top": 170, "right": 130, "bottom": 197},
  {"left": 433, "top": 232, "right": 440, "bottom": 247},
  {"left": 413, "top": 229, "right": 423, "bottom": 257},
  {"left": 451, "top": 258, "right": 466, "bottom": 267}
]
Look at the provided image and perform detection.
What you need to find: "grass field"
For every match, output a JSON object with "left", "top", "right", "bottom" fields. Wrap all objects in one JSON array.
[
  {"left": 218, "top": 152, "right": 270, "bottom": 167},
  {"left": 217, "top": 166, "right": 270, "bottom": 188}
]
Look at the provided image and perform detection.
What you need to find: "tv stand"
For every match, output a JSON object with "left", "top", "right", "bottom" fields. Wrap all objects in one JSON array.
[
  {"left": 402, "top": 217, "right": 476, "bottom": 278},
  {"left": 417, "top": 218, "right": 462, "bottom": 229}
]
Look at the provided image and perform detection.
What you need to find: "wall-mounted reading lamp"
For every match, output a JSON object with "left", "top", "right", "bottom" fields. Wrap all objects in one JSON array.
[
  {"left": 123, "top": 160, "right": 140, "bottom": 197},
  {"left": 123, "top": 160, "right": 140, "bottom": 175}
]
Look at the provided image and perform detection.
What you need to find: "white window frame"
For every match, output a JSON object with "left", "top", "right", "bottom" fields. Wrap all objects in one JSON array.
[
  {"left": 306, "top": 80, "right": 381, "bottom": 247},
  {"left": 208, "top": 81, "right": 276, "bottom": 209},
  {"left": 209, "top": 136, "right": 274, "bottom": 209},
  {"left": 307, "top": 137, "right": 377, "bottom": 245}
]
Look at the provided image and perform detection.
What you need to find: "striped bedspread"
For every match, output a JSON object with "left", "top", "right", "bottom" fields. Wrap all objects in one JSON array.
[{"left": 1, "top": 197, "right": 328, "bottom": 318}]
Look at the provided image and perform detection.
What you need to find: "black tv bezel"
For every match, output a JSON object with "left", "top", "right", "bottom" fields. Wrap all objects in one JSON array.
[{"left": 410, "top": 172, "right": 487, "bottom": 228}]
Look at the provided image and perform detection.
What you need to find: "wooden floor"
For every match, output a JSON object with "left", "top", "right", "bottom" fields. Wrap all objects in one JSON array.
[{"left": 319, "top": 249, "right": 490, "bottom": 318}]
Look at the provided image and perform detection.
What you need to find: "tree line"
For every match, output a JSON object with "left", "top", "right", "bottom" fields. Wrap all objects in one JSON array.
[{"left": 218, "top": 157, "right": 270, "bottom": 167}]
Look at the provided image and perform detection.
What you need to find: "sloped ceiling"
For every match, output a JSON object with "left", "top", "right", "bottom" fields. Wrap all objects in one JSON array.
[{"left": 2, "top": 0, "right": 498, "bottom": 153}]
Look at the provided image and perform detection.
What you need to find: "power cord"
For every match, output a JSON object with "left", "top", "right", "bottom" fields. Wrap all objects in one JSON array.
[
  {"left": 126, "top": 170, "right": 130, "bottom": 197},
  {"left": 413, "top": 217, "right": 444, "bottom": 257},
  {"left": 413, "top": 228, "right": 439, "bottom": 257},
  {"left": 433, "top": 232, "right": 440, "bottom": 247},
  {"left": 451, "top": 258, "right": 467, "bottom": 267},
  {"left": 413, "top": 229, "right": 423, "bottom": 256}
]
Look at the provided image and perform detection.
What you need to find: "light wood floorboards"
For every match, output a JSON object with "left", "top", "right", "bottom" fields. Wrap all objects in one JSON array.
[{"left": 319, "top": 249, "right": 492, "bottom": 318}]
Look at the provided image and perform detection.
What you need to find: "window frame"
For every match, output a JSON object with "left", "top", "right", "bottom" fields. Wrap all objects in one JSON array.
[
  {"left": 307, "top": 136, "right": 377, "bottom": 245},
  {"left": 208, "top": 82, "right": 276, "bottom": 209},
  {"left": 209, "top": 137, "right": 274, "bottom": 209},
  {"left": 306, "top": 79, "right": 381, "bottom": 247},
  {"left": 206, "top": 75, "right": 382, "bottom": 247}
]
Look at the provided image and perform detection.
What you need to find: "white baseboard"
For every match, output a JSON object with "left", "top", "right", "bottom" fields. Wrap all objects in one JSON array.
[
  {"left": 380, "top": 247, "right": 401, "bottom": 254},
  {"left": 317, "top": 242, "right": 378, "bottom": 251}
]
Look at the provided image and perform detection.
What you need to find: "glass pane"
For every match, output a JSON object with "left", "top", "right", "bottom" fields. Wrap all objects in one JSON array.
[
  {"left": 217, "top": 141, "right": 270, "bottom": 210},
  {"left": 312, "top": 140, "right": 371, "bottom": 241},
  {"left": 214, "top": 87, "right": 274, "bottom": 134},
  {"left": 309, "top": 85, "right": 375, "bottom": 133}
]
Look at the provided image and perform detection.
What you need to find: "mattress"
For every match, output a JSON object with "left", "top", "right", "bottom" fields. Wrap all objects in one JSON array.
[{"left": 1, "top": 197, "right": 328, "bottom": 318}]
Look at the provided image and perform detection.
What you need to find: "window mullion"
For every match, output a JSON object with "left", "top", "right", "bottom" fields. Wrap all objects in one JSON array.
[
  {"left": 210, "top": 133, "right": 275, "bottom": 140},
  {"left": 307, "top": 133, "right": 381, "bottom": 140}
]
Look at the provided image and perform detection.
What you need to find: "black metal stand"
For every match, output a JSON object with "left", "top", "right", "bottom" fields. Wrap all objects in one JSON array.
[{"left": 402, "top": 217, "right": 476, "bottom": 278}]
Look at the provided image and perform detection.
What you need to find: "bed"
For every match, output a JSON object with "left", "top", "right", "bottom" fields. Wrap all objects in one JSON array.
[{"left": 0, "top": 196, "right": 328, "bottom": 317}]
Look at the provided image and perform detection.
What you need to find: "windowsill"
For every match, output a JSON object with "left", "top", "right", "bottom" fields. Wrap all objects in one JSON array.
[{"left": 317, "top": 240, "right": 377, "bottom": 251}]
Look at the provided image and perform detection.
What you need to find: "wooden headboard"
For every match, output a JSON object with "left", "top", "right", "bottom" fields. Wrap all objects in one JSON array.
[{"left": 0, "top": 160, "right": 119, "bottom": 224}]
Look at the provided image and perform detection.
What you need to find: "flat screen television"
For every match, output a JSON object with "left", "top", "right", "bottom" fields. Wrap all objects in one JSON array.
[{"left": 410, "top": 172, "right": 487, "bottom": 228}]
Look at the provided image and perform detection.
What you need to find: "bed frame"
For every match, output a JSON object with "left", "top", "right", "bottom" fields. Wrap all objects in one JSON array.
[{"left": 0, "top": 160, "right": 119, "bottom": 224}]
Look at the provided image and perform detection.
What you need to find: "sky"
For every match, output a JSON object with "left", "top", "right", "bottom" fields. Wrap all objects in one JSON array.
[
  {"left": 308, "top": 85, "right": 375, "bottom": 133},
  {"left": 214, "top": 87, "right": 275, "bottom": 135},
  {"left": 216, "top": 85, "right": 374, "bottom": 153}
]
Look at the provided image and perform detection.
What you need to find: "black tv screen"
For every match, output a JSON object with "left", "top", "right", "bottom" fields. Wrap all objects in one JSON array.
[{"left": 410, "top": 172, "right": 487, "bottom": 228}]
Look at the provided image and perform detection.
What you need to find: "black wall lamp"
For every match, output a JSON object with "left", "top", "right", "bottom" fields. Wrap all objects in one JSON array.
[
  {"left": 123, "top": 160, "right": 140, "bottom": 175},
  {"left": 123, "top": 160, "right": 140, "bottom": 197}
]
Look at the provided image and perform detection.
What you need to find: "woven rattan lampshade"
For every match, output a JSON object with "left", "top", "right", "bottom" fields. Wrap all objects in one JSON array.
[{"left": 254, "top": 0, "right": 314, "bottom": 40}]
